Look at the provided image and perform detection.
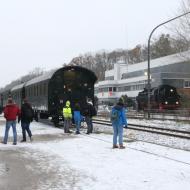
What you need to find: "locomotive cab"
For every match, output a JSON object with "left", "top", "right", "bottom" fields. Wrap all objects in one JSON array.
[
  {"left": 136, "top": 85, "right": 180, "bottom": 111},
  {"left": 157, "top": 85, "right": 180, "bottom": 110}
]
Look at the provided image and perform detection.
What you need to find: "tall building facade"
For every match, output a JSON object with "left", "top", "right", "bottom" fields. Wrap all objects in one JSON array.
[{"left": 95, "top": 51, "right": 190, "bottom": 104}]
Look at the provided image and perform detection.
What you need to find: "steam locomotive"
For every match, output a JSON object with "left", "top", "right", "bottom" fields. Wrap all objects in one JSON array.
[
  {"left": 136, "top": 84, "right": 180, "bottom": 110},
  {"left": 0, "top": 66, "right": 97, "bottom": 125}
]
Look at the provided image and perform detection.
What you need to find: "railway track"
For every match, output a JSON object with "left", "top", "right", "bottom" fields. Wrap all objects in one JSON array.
[
  {"left": 93, "top": 118, "right": 190, "bottom": 140},
  {"left": 38, "top": 117, "right": 190, "bottom": 152},
  {"left": 97, "top": 110, "right": 190, "bottom": 122},
  {"left": 39, "top": 118, "right": 190, "bottom": 140}
]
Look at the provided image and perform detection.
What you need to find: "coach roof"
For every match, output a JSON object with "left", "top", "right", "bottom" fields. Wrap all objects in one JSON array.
[
  {"left": 25, "top": 66, "right": 97, "bottom": 87},
  {"left": 25, "top": 69, "right": 56, "bottom": 87}
]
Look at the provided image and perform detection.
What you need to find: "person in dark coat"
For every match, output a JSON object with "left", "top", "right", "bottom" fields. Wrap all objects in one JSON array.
[
  {"left": 18, "top": 98, "right": 34, "bottom": 142},
  {"left": 111, "top": 98, "right": 127, "bottom": 149},
  {"left": 83, "top": 99, "right": 97, "bottom": 134},
  {"left": 1, "top": 98, "right": 20, "bottom": 145}
]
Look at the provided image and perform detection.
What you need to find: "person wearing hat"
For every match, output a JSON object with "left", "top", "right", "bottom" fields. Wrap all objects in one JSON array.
[
  {"left": 1, "top": 98, "right": 20, "bottom": 145},
  {"left": 18, "top": 98, "right": 34, "bottom": 142},
  {"left": 111, "top": 97, "right": 127, "bottom": 149},
  {"left": 83, "top": 98, "right": 97, "bottom": 134},
  {"left": 63, "top": 100, "right": 72, "bottom": 133}
]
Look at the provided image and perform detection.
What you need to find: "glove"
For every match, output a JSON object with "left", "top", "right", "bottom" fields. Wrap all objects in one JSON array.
[{"left": 123, "top": 125, "right": 128, "bottom": 128}]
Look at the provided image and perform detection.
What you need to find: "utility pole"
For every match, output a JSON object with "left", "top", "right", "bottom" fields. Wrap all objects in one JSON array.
[{"left": 147, "top": 11, "right": 190, "bottom": 119}]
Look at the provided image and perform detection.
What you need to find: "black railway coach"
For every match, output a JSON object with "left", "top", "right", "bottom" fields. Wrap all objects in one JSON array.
[
  {"left": 136, "top": 84, "right": 180, "bottom": 111},
  {"left": 0, "top": 66, "right": 97, "bottom": 125}
]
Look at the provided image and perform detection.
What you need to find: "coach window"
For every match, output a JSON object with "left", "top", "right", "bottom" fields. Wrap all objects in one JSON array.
[
  {"left": 109, "top": 87, "right": 112, "bottom": 92},
  {"left": 39, "top": 84, "right": 41, "bottom": 96},
  {"left": 44, "top": 83, "right": 47, "bottom": 95},
  {"left": 39, "top": 84, "right": 42, "bottom": 96},
  {"left": 33, "top": 86, "right": 36, "bottom": 96},
  {"left": 37, "top": 85, "right": 39, "bottom": 96},
  {"left": 35, "top": 85, "right": 37, "bottom": 96},
  {"left": 38, "top": 85, "right": 40, "bottom": 96},
  {"left": 42, "top": 84, "right": 45, "bottom": 95},
  {"left": 31, "top": 87, "right": 33, "bottom": 96},
  {"left": 32, "top": 86, "right": 34, "bottom": 96},
  {"left": 36, "top": 85, "right": 37, "bottom": 96}
]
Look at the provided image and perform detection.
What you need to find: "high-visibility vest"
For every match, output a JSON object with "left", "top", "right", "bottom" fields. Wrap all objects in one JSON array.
[{"left": 63, "top": 106, "right": 72, "bottom": 119}]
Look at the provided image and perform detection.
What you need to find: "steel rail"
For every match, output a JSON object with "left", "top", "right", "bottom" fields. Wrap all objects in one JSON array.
[{"left": 93, "top": 119, "right": 190, "bottom": 140}]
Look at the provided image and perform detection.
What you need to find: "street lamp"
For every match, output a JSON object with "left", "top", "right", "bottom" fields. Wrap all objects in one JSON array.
[{"left": 147, "top": 11, "right": 190, "bottom": 119}]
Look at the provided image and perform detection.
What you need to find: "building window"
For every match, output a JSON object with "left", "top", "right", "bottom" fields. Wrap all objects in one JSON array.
[{"left": 184, "top": 80, "right": 190, "bottom": 88}]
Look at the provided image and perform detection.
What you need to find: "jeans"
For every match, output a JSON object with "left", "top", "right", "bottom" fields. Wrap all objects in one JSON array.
[
  {"left": 112, "top": 124, "right": 123, "bottom": 145},
  {"left": 3, "top": 120, "right": 17, "bottom": 144},
  {"left": 21, "top": 122, "right": 32, "bottom": 141},
  {"left": 75, "top": 119, "right": 81, "bottom": 133},
  {"left": 85, "top": 116, "right": 93, "bottom": 133},
  {"left": 64, "top": 118, "right": 71, "bottom": 133}
]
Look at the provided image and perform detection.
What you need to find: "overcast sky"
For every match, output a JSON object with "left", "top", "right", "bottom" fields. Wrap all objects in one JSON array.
[{"left": 0, "top": 0, "right": 182, "bottom": 87}]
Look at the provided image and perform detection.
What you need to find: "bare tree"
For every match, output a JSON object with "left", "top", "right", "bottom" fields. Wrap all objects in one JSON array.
[
  {"left": 170, "top": 0, "right": 190, "bottom": 52},
  {"left": 1, "top": 67, "right": 45, "bottom": 89}
]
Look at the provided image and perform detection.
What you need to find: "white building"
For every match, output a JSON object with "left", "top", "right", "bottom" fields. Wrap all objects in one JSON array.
[{"left": 95, "top": 51, "right": 190, "bottom": 104}]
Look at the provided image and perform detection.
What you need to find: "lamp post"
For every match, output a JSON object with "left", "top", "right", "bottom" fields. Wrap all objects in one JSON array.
[{"left": 147, "top": 11, "right": 190, "bottom": 119}]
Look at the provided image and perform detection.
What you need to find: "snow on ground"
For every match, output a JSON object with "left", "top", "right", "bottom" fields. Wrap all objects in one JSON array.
[
  {"left": 129, "top": 118, "right": 190, "bottom": 132},
  {"left": 0, "top": 163, "right": 6, "bottom": 176},
  {"left": 94, "top": 117, "right": 190, "bottom": 151},
  {"left": 99, "top": 115, "right": 190, "bottom": 131},
  {"left": 0, "top": 119, "right": 190, "bottom": 190}
]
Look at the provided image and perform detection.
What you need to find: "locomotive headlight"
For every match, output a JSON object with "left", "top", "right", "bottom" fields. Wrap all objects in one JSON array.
[
  {"left": 170, "top": 89, "right": 174, "bottom": 92},
  {"left": 176, "top": 101, "right": 179, "bottom": 105},
  {"left": 165, "top": 101, "right": 168, "bottom": 104}
]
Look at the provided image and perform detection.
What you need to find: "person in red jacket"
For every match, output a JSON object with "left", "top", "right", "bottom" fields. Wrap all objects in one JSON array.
[{"left": 1, "top": 97, "right": 20, "bottom": 145}]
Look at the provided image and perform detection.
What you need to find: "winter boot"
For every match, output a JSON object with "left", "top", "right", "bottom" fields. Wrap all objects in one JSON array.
[
  {"left": 113, "top": 145, "right": 119, "bottom": 149},
  {"left": 119, "top": 144, "right": 125, "bottom": 149},
  {"left": 30, "top": 137, "right": 33, "bottom": 142}
]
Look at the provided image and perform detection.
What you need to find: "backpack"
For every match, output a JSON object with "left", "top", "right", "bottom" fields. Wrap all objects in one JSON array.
[
  {"left": 91, "top": 106, "right": 97, "bottom": 116},
  {"left": 110, "top": 109, "right": 120, "bottom": 122},
  {"left": 82, "top": 107, "right": 89, "bottom": 116},
  {"left": 24, "top": 107, "right": 34, "bottom": 121}
]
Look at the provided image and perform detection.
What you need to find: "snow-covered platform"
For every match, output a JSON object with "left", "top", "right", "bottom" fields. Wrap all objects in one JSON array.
[{"left": 0, "top": 120, "right": 190, "bottom": 190}]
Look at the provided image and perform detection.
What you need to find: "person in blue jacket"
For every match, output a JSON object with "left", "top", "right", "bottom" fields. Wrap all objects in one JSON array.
[
  {"left": 74, "top": 103, "right": 81, "bottom": 134},
  {"left": 111, "top": 98, "right": 127, "bottom": 149}
]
